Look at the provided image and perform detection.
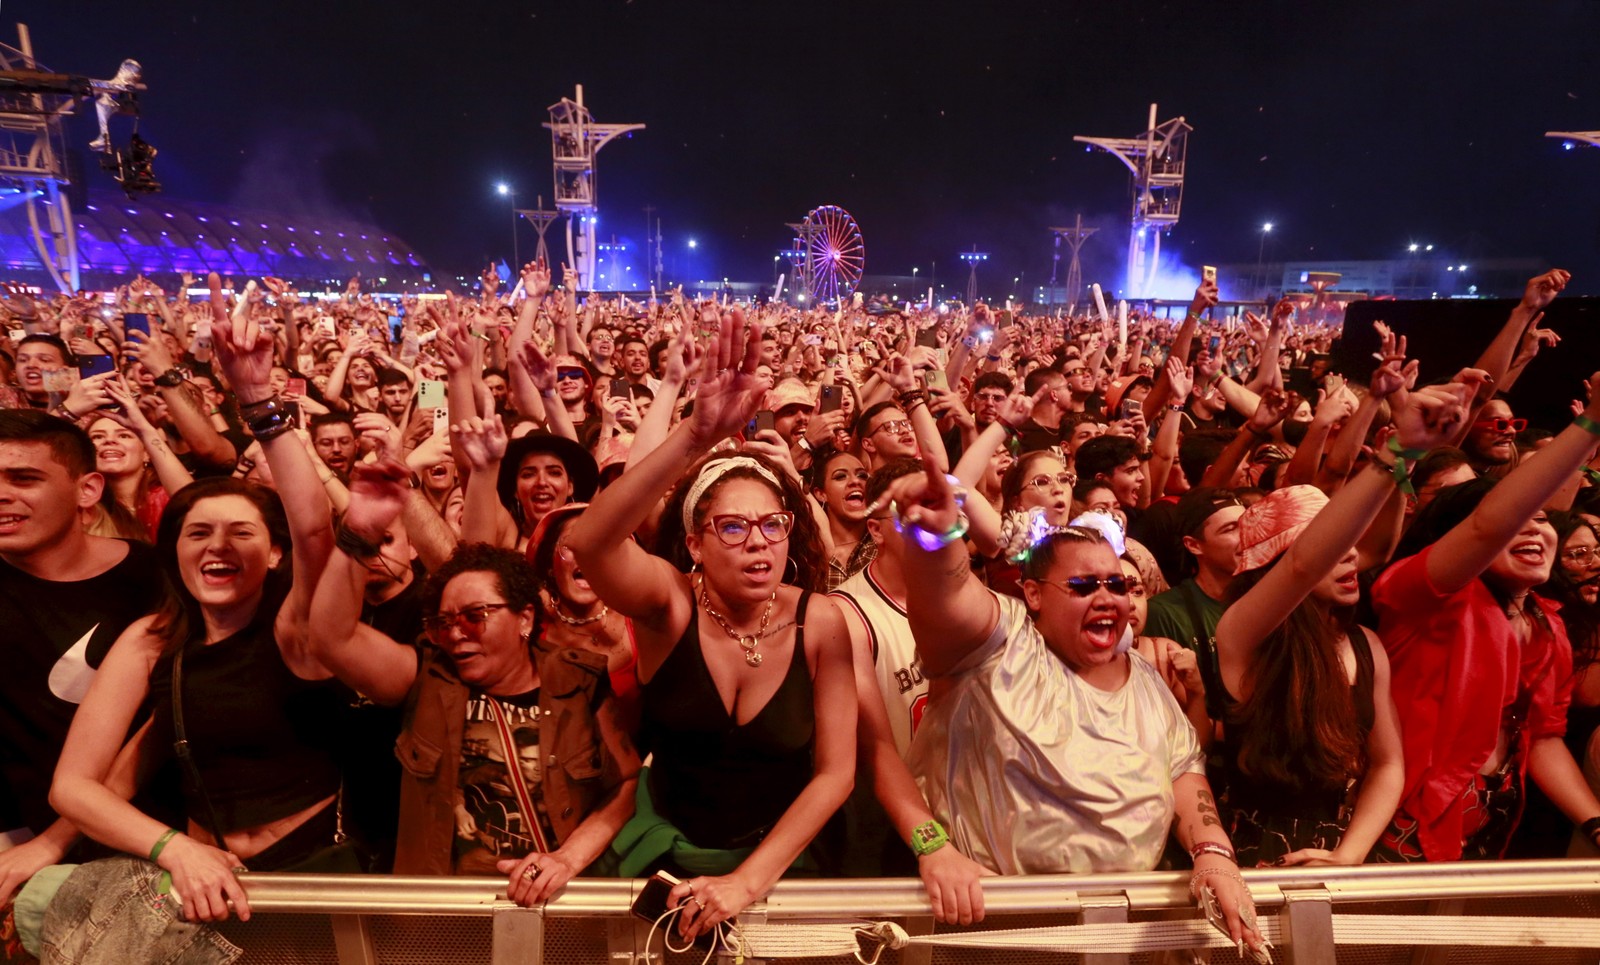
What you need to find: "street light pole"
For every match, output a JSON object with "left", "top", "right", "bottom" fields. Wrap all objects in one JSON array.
[
  {"left": 497, "top": 183, "right": 519, "bottom": 268},
  {"left": 1256, "top": 223, "right": 1273, "bottom": 295}
]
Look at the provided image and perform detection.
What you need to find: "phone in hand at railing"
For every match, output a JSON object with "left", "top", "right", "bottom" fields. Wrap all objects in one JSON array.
[{"left": 630, "top": 870, "right": 680, "bottom": 923}]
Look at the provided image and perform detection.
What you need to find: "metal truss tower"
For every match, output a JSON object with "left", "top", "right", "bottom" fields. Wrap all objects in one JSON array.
[
  {"left": 1074, "top": 104, "right": 1191, "bottom": 299},
  {"left": 959, "top": 245, "right": 989, "bottom": 306},
  {"left": 1048, "top": 214, "right": 1098, "bottom": 312},
  {"left": 514, "top": 195, "right": 561, "bottom": 270},
  {"left": 544, "top": 86, "right": 643, "bottom": 290}
]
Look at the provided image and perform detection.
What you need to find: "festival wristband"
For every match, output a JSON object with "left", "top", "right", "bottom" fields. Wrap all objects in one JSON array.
[
  {"left": 1583, "top": 467, "right": 1600, "bottom": 487},
  {"left": 1574, "top": 414, "right": 1600, "bottom": 437},
  {"left": 1190, "top": 842, "right": 1238, "bottom": 864},
  {"left": 149, "top": 828, "right": 180, "bottom": 863},
  {"left": 1386, "top": 435, "right": 1427, "bottom": 496},
  {"left": 910, "top": 820, "right": 950, "bottom": 857},
  {"left": 897, "top": 510, "right": 970, "bottom": 552}
]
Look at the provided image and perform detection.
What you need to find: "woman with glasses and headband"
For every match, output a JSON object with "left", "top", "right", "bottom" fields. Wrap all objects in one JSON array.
[
  {"left": 306, "top": 462, "right": 639, "bottom": 903},
  {"left": 567, "top": 310, "right": 855, "bottom": 943},
  {"left": 876, "top": 463, "right": 1268, "bottom": 957}
]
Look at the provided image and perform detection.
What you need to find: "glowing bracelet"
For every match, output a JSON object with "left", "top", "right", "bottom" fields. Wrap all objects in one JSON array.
[
  {"left": 897, "top": 510, "right": 970, "bottom": 552},
  {"left": 1575, "top": 414, "right": 1600, "bottom": 437}
]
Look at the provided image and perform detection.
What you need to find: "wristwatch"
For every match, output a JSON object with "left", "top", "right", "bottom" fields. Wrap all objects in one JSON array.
[
  {"left": 152, "top": 367, "right": 188, "bottom": 388},
  {"left": 910, "top": 819, "right": 950, "bottom": 857}
]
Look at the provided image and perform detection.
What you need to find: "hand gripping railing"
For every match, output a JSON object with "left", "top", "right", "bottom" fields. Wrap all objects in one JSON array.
[{"left": 220, "top": 859, "right": 1600, "bottom": 965}]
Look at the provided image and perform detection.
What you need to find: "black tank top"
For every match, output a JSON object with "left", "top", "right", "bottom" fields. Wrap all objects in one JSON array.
[
  {"left": 642, "top": 592, "right": 815, "bottom": 850},
  {"left": 1214, "top": 626, "right": 1377, "bottom": 811},
  {"left": 148, "top": 580, "right": 346, "bottom": 833}
]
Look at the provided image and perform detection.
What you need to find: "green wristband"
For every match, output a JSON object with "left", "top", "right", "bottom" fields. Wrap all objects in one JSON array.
[
  {"left": 1386, "top": 435, "right": 1425, "bottom": 497},
  {"left": 149, "top": 827, "right": 180, "bottom": 864},
  {"left": 1574, "top": 414, "right": 1600, "bottom": 437},
  {"left": 910, "top": 819, "right": 950, "bottom": 857}
]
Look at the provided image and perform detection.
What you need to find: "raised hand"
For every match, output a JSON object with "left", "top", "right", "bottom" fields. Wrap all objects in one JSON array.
[
  {"left": 663, "top": 320, "right": 703, "bottom": 386},
  {"left": 1249, "top": 387, "right": 1291, "bottom": 432},
  {"left": 1521, "top": 269, "right": 1571, "bottom": 312},
  {"left": 451, "top": 414, "right": 507, "bottom": 473},
  {"left": 209, "top": 275, "right": 275, "bottom": 404},
  {"left": 520, "top": 258, "right": 551, "bottom": 300},
  {"left": 1393, "top": 382, "right": 1472, "bottom": 452},
  {"left": 686, "top": 308, "right": 765, "bottom": 450},
  {"left": 514, "top": 336, "right": 558, "bottom": 394},
  {"left": 1241, "top": 311, "right": 1269, "bottom": 343},
  {"left": 480, "top": 262, "right": 500, "bottom": 299},
  {"left": 343, "top": 455, "right": 411, "bottom": 542},
  {"left": 1166, "top": 355, "right": 1194, "bottom": 403}
]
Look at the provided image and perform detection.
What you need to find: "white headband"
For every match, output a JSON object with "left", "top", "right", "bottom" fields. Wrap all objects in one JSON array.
[{"left": 681, "top": 456, "right": 784, "bottom": 531}]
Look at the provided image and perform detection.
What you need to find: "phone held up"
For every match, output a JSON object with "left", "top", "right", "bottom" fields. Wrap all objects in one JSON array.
[{"left": 1202, "top": 265, "right": 1217, "bottom": 285}]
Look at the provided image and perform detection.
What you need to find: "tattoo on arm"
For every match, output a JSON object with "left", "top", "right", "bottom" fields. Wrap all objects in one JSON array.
[{"left": 1195, "top": 789, "right": 1221, "bottom": 828}]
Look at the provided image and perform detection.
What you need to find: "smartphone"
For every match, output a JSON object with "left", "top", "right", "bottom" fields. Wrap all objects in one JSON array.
[
  {"left": 996, "top": 310, "right": 1013, "bottom": 327},
  {"left": 745, "top": 410, "right": 776, "bottom": 437},
  {"left": 1208, "top": 335, "right": 1222, "bottom": 354},
  {"left": 78, "top": 355, "right": 117, "bottom": 379},
  {"left": 417, "top": 380, "right": 446, "bottom": 409},
  {"left": 608, "top": 378, "right": 632, "bottom": 400},
  {"left": 387, "top": 316, "right": 403, "bottom": 343},
  {"left": 1120, "top": 397, "right": 1143, "bottom": 421},
  {"left": 122, "top": 312, "right": 150, "bottom": 337},
  {"left": 803, "top": 333, "right": 822, "bottom": 346},
  {"left": 921, "top": 369, "right": 948, "bottom": 391},
  {"left": 818, "top": 384, "right": 841, "bottom": 414},
  {"left": 630, "top": 870, "right": 682, "bottom": 924},
  {"left": 1202, "top": 265, "right": 1217, "bottom": 285},
  {"left": 6, "top": 329, "right": 23, "bottom": 343},
  {"left": 285, "top": 377, "right": 307, "bottom": 398},
  {"left": 316, "top": 318, "right": 337, "bottom": 339},
  {"left": 915, "top": 326, "right": 940, "bottom": 348},
  {"left": 432, "top": 407, "right": 450, "bottom": 438}
]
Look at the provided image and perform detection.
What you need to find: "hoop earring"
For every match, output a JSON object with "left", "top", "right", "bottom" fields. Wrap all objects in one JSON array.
[{"left": 783, "top": 556, "right": 798, "bottom": 585}]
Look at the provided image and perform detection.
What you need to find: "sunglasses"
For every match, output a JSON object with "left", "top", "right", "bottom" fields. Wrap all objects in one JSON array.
[
  {"left": 555, "top": 367, "right": 587, "bottom": 382},
  {"left": 705, "top": 511, "right": 794, "bottom": 546},
  {"left": 870, "top": 419, "right": 912, "bottom": 437},
  {"left": 1025, "top": 472, "right": 1077, "bottom": 491},
  {"left": 422, "top": 602, "right": 509, "bottom": 634},
  {"left": 1564, "top": 545, "right": 1598, "bottom": 565},
  {"left": 1035, "top": 575, "right": 1131, "bottom": 597},
  {"left": 1473, "top": 417, "right": 1527, "bottom": 433}
]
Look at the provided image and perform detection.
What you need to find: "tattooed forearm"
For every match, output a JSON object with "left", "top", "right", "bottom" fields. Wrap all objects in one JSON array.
[{"left": 1195, "top": 789, "right": 1220, "bottom": 827}]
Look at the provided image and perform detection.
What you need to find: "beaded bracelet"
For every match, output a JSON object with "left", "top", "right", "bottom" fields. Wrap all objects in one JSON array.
[
  {"left": 896, "top": 389, "right": 928, "bottom": 410},
  {"left": 1189, "top": 866, "right": 1250, "bottom": 898},
  {"left": 1575, "top": 414, "right": 1600, "bottom": 437}
]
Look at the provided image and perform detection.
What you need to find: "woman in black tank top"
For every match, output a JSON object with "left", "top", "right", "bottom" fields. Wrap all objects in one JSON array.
[
  {"left": 53, "top": 283, "right": 355, "bottom": 924},
  {"left": 569, "top": 312, "right": 857, "bottom": 942}
]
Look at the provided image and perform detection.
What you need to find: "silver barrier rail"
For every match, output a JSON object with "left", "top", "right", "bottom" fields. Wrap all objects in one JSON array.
[{"left": 214, "top": 859, "right": 1600, "bottom": 965}]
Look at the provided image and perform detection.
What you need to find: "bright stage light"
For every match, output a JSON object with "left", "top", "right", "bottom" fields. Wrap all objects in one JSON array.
[
  {"left": 688, "top": 239, "right": 698, "bottom": 249},
  {"left": 496, "top": 183, "right": 510, "bottom": 196}
]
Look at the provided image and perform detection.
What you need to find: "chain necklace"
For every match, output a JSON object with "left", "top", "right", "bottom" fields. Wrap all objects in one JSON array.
[
  {"left": 552, "top": 600, "right": 609, "bottom": 627},
  {"left": 698, "top": 577, "right": 778, "bottom": 668}
]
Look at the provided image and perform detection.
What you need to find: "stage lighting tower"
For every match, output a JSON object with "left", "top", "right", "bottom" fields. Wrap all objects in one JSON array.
[
  {"left": 545, "top": 85, "right": 644, "bottom": 289},
  {"left": 960, "top": 246, "right": 989, "bottom": 306},
  {"left": 1074, "top": 104, "right": 1191, "bottom": 299}
]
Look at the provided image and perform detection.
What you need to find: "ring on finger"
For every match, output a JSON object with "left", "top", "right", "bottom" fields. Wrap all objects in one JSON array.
[
  {"left": 522, "top": 864, "right": 541, "bottom": 881},
  {"left": 690, "top": 896, "right": 705, "bottom": 910}
]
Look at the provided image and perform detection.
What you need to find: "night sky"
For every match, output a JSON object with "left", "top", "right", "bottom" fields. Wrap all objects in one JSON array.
[{"left": 19, "top": 0, "right": 1600, "bottom": 294}]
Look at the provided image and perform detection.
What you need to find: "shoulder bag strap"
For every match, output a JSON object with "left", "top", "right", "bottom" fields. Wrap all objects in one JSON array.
[
  {"left": 171, "top": 646, "right": 230, "bottom": 848},
  {"left": 485, "top": 696, "right": 551, "bottom": 854}
]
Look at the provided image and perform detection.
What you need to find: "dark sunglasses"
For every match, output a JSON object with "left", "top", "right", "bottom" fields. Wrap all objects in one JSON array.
[
  {"left": 1473, "top": 417, "right": 1527, "bottom": 433},
  {"left": 555, "top": 367, "right": 587, "bottom": 382},
  {"left": 422, "top": 602, "right": 509, "bottom": 634},
  {"left": 1036, "top": 575, "right": 1131, "bottom": 597}
]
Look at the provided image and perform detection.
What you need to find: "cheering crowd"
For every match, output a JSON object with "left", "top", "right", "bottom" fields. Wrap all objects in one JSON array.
[{"left": 1, "top": 261, "right": 1597, "bottom": 962}]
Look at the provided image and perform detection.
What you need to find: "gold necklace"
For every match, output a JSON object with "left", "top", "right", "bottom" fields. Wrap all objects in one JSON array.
[
  {"left": 552, "top": 600, "right": 608, "bottom": 627},
  {"left": 698, "top": 578, "right": 777, "bottom": 668}
]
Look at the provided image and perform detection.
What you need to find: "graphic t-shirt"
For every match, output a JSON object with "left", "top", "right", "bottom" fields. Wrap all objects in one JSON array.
[
  {"left": 452, "top": 689, "right": 556, "bottom": 875},
  {"left": 0, "top": 540, "right": 163, "bottom": 836}
]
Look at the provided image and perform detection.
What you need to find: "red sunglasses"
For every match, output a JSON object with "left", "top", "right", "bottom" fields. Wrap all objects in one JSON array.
[{"left": 1472, "top": 417, "right": 1527, "bottom": 433}]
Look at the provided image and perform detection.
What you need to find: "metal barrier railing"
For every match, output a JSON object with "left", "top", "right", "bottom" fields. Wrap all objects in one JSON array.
[{"left": 212, "top": 860, "right": 1600, "bottom": 965}]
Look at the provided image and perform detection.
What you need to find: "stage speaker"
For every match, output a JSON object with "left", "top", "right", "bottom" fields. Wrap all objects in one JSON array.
[{"left": 1334, "top": 297, "right": 1600, "bottom": 430}]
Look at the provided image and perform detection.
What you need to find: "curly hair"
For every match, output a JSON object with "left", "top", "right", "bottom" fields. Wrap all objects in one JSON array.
[
  {"left": 653, "top": 451, "right": 827, "bottom": 591},
  {"left": 423, "top": 541, "right": 542, "bottom": 617}
]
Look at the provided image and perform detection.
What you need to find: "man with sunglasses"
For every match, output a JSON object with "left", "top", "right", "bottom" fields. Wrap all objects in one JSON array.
[
  {"left": 1463, "top": 400, "right": 1524, "bottom": 476},
  {"left": 873, "top": 465, "right": 1264, "bottom": 953}
]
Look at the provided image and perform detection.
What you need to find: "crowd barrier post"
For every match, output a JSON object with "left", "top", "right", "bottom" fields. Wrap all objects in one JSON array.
[
  {"left": 1278, "top": 885, "right": 1335, "bottom": 965},
  {"left": 1078, "top": 890, "right": 1132, "bottom": 965},
  {"left": 491, "top": 903, "right": 544, "bottom": 965},
  {"left": 328, "top": 914, "right": 378, "bottom": 965}
]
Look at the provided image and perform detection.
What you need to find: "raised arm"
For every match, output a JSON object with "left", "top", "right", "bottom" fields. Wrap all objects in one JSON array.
[
  {"left": 567, "top": 307, "right": 766, "bottom": 636},
  {"left": 1427, "top": 370, "right": 1600, "bottom": 593},
  {"left": 307, "top": 457, "right": 421, "bottom": 705},
  {"left": 1144, "top": 280, "right": 1216, "bottom": 415},
  {"left": 1217, "top": 373, "right": 1465, "bottom": 678},
  {"left": 104, "top": 376, "right": 194, "bottom": 495},
  {"left": 210, "top": 274, "right": 334, "bottom": 675},
  {"left": 876, "top": 458, "right": 1000, "bottom": 677}
]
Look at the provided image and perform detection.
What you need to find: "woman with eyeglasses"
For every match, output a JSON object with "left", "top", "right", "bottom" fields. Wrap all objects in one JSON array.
[
  {"left": 877, "top": 464, "right": 1267, "bottom": 956},
  {"left": 567, "top": 310, "right": 855, "bottom": 943},
  {"left": 306, "top": 462, "right": 639, "bottom": 903}
]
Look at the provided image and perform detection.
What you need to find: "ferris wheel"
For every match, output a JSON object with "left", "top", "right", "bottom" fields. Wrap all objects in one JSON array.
[{"left": 790, "top": 205, "right": 865, "bottom": 305}]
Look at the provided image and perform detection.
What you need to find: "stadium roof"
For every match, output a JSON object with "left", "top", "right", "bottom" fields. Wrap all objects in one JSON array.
[{"left": 0, "top": 187, "right": 430, "bottom": 288}]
